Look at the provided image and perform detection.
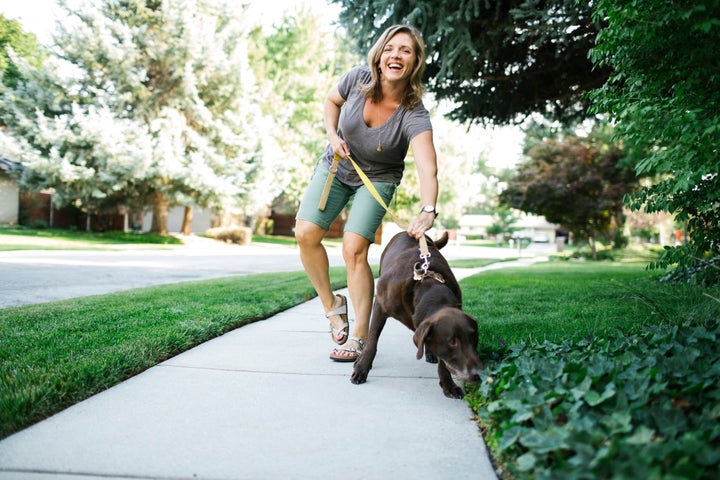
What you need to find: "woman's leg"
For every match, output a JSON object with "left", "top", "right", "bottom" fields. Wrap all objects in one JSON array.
[
  {"left": 329, "top": 231, "right": 373, "bottom": 360},
  {"left": 343, "top": 232, "right": 374, "bottom": 340},
  {"left": 295, "top": 219, "right": 347, "bottom": 342}
]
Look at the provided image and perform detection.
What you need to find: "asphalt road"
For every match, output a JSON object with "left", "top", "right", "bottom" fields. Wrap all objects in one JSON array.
[
  {"left": 0, "top": 234, "right": 549, "bottom": 309},
  {"left": 0, "top": 238, "right": 335, "bottom": 308}
]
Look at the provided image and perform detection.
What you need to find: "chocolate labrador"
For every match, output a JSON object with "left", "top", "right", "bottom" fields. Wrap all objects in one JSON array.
[{"left": 351, "top": 231, "right": 482, "bottom": 398}]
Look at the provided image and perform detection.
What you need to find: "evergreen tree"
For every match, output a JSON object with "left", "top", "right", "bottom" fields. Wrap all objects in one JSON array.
[
  {"left": 0, "top": 0, "right": 271, "bottom": 234},
  {"left": 331, "top": 0, "right": 606, "bottom": 125}
]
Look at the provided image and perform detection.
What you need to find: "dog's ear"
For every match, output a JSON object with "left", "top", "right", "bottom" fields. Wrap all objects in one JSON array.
[
  {"left": 413, "top": 321, "right": 433, "bottom": 360},
  {"left": 464, "top": 313, "right": 479, "bottom": 342}
]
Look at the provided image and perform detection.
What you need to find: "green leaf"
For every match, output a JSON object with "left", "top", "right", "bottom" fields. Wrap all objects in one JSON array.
[
  {"left": 519, "top": 428, "right": 570, "bottom": 454},
  {"left": 516, "top": 452, "right": 537, "bottom": 472},
  {"left": 571, "top": 375, "right": 592, "bottom": 401},
  {"left": 626, "top": 425, "right": 655, "bottom": 445},
  {"left": 584, "top": 382, "right": 616, "bottom": 407}
]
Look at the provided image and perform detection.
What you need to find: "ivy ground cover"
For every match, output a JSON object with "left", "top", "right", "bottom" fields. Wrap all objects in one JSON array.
[{"left": 461, "top": 262, "right": 720, "bottom": 479}]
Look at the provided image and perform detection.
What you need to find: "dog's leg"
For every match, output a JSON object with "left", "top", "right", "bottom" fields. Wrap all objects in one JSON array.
[
  {"left": 438, "top": 360, "right": 464, "bottom": 399},
  {"left": 350, "top": 301, "right": 388, "bottom": 385}
]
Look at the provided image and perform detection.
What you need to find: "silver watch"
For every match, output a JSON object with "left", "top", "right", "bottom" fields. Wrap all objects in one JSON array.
[{"left": 420, "top": 205, "right": 438, "bottom": 218}]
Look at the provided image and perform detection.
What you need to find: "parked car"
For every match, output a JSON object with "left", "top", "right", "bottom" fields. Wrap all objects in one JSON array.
[{"left": 532, "top": 232, "right": 550, "bottom": 243}]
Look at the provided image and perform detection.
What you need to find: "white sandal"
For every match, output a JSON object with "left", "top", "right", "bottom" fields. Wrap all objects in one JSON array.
[
  {"left": 326, "top": 294, "right": 349, "bottom": 345},
  {"left": 329, "top": 337, "right": 365, "bottom": 362}
]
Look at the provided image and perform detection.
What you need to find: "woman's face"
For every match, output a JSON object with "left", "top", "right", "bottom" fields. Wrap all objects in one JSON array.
[{"left": 379, "top": 32, "right": 416, "bottom": 83}]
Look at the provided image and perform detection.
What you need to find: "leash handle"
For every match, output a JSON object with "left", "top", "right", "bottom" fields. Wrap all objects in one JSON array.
[{"left": 317, "top": 155, "right": 340, "bottom": 211}]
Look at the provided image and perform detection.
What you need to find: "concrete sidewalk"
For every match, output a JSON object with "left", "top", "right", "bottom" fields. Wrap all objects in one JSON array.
[{"left": 0, "top": 257, "right": 549, "bottom": 480}]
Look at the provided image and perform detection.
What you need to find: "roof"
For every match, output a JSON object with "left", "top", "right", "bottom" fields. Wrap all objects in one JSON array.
[{"left": 0, "top": 158, "right": 24, "bottom": 174}]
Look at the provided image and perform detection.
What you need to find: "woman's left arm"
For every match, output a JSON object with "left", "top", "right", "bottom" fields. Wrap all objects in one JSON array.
[{"left": 407, "top": 130, "right": 439, "bottom": 239}]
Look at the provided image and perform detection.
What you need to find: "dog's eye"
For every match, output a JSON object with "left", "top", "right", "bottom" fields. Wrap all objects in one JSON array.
[{"left": 448, "top": 337, "right": 459, "bottom": 348}]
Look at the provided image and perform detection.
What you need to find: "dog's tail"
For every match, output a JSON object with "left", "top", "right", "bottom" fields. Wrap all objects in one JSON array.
[{"left": 433, "top": 230, "right": 450, "bottom": 249}]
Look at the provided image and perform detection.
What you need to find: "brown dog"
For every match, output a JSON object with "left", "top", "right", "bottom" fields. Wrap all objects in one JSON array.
[{"left": 351, "top": 231, "right": 482, "bottom": 398}]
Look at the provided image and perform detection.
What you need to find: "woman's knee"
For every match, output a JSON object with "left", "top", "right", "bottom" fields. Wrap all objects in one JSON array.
[
  {"left": 295, "top": 220, "right": 324, "bottom": 247},
  {"left": 342, "top": 234, "right": 370, "bottom": 266}
]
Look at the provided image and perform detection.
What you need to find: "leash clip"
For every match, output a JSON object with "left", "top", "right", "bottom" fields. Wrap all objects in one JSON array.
[
  {"left": 414, "top": 251, "right": 431, "bottom": 281},
  {"left": 413, "top": 262, "right": 425, "bottom": 281}
]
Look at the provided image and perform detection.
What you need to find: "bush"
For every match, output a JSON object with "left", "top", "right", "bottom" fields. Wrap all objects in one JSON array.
[{"left": 205, "top": 226, "right": 252, "bottom": 245}]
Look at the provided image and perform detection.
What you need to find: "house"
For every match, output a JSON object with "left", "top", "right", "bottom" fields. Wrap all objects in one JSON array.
[
  {"left": 459, "top": 212, "right": 560, "bottom": 242},
  {"left": 0, "top": 158, "right": 22, "bottom": 225}
]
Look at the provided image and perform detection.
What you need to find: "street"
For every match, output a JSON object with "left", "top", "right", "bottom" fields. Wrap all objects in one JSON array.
[{"left": 0, "top": 234, "right": 550, "bottom": 308}]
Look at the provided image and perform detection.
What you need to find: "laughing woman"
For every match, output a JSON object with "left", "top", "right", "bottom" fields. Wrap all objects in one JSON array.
[{"left": 294, "top": 24, "right": 439, "bottom": 362}]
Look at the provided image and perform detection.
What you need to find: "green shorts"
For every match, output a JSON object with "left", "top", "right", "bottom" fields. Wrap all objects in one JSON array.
[{"left": 296, "top": 162, "right": 397, "bottom": 243}]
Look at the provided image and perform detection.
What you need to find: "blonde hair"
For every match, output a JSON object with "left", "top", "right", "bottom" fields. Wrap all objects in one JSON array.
[{"left": 361, "top": 25, "right": 426, "bottom": 109}]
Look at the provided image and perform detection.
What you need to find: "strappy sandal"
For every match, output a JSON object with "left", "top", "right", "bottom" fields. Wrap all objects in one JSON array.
[
  {"left": 326, "top": 294, "right": 349, "bottom": 345},
  {"left": 329, "top": 337, "right": 365, "bottom": 362}
]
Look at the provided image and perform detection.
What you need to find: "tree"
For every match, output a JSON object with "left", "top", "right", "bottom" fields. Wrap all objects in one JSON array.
[
  {"left": 499, "top": 127, "right": 637, "bottom": 258},
  {"left": 0, "top": 15, "right": 44, "bottom": 91},
  {"left": 247, "top": 9, "right": 355, "bottom": 213},
  {"left": 0, "top": 0, "right": 268, "bottom": 234},
  {"left": 589, "top": 0, "right": 720, "bottom": 282},
  {"left": 331, "top": 0, "right": 608, "bottom": 125}
]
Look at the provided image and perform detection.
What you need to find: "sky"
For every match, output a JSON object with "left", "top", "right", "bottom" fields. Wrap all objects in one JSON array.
[
  {"left": 0, "top": 0, "right": 341, "bottom": 41},
  {"left": 0, "top": 0, "right": 523, "bottom": 168}
]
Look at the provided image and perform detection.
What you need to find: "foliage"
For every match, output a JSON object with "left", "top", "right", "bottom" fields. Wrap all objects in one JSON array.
[
  {"left": 248, "top": 10, "right": 355, "bottom": 210},
  {"left": 468, "top": 324, "right": 720, "bottom": 479},
  {"left": 0, "top": 0, "right": 270, "bottom": 234},
  {"left": 331, "top": 0, "right": 608, "bottom": 125},
  {"left": 487, "top": 206, "right": 518, "bottom": 243},
  {"left": 499, "top": 126, "right": 637, "bottom": 255},
  {"left": 0, "top": 15, "right": 44, "bottom": 91},
  {"left": 589, "top": 0, "right": 720, "bottom": 283},
  {"left": 660, "top": 256, "right": 720, "bottom": 287}
]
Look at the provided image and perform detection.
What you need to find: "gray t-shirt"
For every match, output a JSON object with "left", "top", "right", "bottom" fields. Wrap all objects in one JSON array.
[{"left": 320, "top": 66, "right": 433, "bottom": 186}]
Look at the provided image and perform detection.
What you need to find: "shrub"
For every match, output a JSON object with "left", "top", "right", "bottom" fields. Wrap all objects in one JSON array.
[{"left": 205, "top": 226, "right": 252, "bottom": 245}]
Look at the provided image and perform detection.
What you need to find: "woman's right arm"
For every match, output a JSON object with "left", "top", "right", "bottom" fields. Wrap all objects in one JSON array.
[{"left": 324, "top": 85, "right": 350, "bottom": 158}]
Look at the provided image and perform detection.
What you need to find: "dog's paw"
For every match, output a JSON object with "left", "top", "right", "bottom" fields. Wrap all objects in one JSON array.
[
  {"left": 350, "top": 365, "right": 369, "bottom": 385},
  {"left": 440, "top": 381, "right": 465, "bottom": 399}
]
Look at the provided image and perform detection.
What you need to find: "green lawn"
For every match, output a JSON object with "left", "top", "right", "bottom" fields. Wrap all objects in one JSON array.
[{"left": 0, "top": 226, "right": 182, "bottom": 251}]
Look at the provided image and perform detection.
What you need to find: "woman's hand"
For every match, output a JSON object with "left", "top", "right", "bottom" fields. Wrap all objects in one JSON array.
[
  {"left": 329, "top": 134, "right": 350, "bottom": 159},
  {"left": 406, "top": 212, "right": 435, "bottom": 240}
]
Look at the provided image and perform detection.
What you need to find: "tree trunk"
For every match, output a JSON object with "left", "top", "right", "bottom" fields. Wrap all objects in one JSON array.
[
  {"left": 151, "top": 192, "right": 170, "bottom": 235},
  {"left": 589, "top": 235, "right": 598, "bottom": 261},
  {"left": 181, "top": 206, "right": 193, "bottom": 235}
]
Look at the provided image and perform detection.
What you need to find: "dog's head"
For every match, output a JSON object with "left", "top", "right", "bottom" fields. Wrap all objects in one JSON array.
[{"left": 412, "top": 308, "right": 482, "bottom": 383}]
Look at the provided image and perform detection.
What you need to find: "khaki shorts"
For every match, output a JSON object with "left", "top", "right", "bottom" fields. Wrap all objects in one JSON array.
[{"left": 296, "top": 162, "right": 397, "bottom": 243}]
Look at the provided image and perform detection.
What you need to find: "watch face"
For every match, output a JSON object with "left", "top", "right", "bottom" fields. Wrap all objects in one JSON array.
[{"left": 423, "top": 205, "right": 435, "bottom": 212}]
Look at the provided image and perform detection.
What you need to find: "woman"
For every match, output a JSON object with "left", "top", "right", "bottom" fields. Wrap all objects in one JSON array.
[{"left": 294, "top": 24, "right": 439, "bottom": 361}]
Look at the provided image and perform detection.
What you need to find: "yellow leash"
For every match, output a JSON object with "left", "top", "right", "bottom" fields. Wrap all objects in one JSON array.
[
  {"left": 318, "top": 154, "right": 401, "bottom": 225},
  {"left": 317, "top": 154, "right": 431, "bottom": 265}
]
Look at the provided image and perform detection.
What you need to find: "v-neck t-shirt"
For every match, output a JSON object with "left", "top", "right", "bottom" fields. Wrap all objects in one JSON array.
[{"left": 319, "top": 66, "right": 433, "bottom": 186}]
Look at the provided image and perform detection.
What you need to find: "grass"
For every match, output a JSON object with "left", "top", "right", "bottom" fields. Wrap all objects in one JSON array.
[
  {"left": 0, "top": 226, "right": 182, "bottom": 251},
  {"left": 462, "top": 262, "right": 694, "bottom": 350}
]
